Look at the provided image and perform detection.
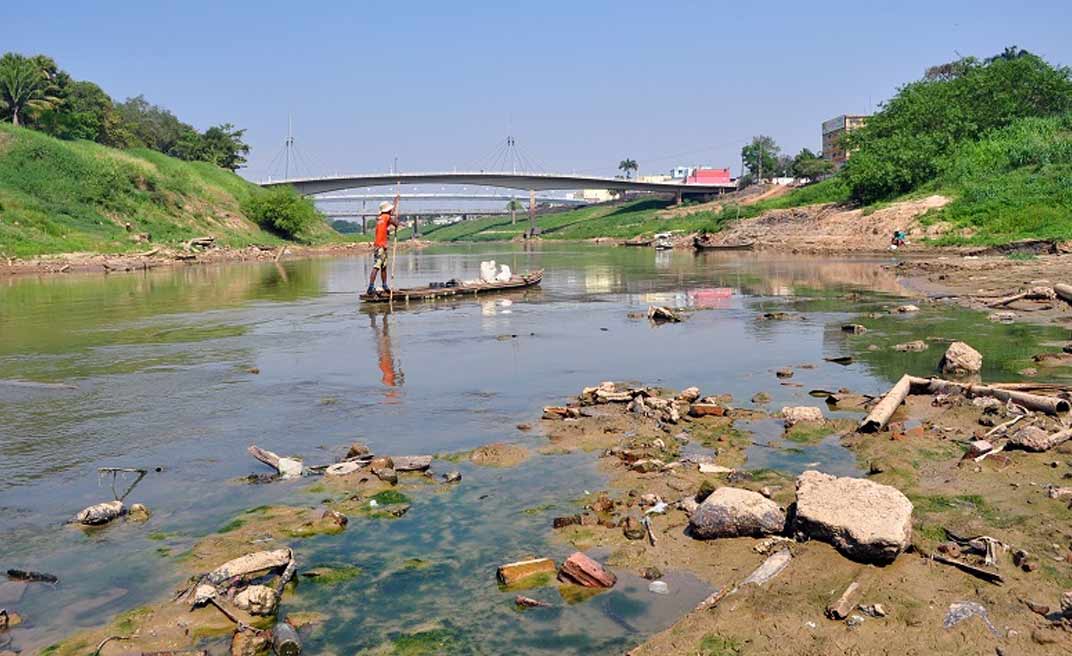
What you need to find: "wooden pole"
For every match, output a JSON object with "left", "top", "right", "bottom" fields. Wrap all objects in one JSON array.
[{"left": 389, "top": 184, "right": 400, "bottom": 306}]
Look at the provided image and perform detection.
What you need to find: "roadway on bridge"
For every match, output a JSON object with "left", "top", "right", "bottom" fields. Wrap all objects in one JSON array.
[{"left": 262, "top": 171, "right": 735, "bottom": 196}]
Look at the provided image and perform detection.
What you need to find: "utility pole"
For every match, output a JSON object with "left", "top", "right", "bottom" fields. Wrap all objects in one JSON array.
[{"left": 528, "top": 189, "right": 536, "bottom": 236}]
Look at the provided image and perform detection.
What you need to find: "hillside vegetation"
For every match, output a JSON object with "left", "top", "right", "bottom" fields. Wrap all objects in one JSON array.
[{"left": 0, "top": 124, "right": 331, "bottom": 257}]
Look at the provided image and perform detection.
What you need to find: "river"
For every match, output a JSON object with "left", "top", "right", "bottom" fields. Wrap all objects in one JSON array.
[{"left": 0, "top": 244, "right": 1062, "bottom": 653}]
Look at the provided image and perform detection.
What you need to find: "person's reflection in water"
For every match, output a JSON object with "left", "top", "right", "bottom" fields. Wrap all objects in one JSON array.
[{"left": 370, "top": 313, "right": 403, "bottom": 401}]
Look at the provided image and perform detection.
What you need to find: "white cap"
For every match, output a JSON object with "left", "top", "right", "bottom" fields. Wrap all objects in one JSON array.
[{"left": 379, "top": 201, "right": 394, "bottom": 213}]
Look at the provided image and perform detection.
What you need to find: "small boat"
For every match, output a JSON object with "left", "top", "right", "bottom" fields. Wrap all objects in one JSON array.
[
  {"left": 360, "top": 270, "right": 543, "bottom": 304},
  {"left": 623, "top": 236, "right": 654, "bottom": 247},
  {"left": 693, "top": 235, "right": 755, "bottom": 251}
]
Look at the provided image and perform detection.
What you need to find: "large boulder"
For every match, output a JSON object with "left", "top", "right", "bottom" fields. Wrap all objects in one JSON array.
[
  {"left": 689, "top": 487, "right": 785, "bottom": 539},
  {"left": 940, "top": 341, "right": 982, "bottom": 376},
  {"left": 792, "top": 471, "right": 912, "bottom": 564},
  {"left": 782, "top": 406, "right": 823, "bottom": 427}
]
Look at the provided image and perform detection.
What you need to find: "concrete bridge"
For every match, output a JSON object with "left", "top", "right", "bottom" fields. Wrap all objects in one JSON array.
[
  {"left": 314, "top": 192, "right": 586, "bottom": 206},
  {"left": 262, "top": 171, "right": 735, "bottom": 199}
]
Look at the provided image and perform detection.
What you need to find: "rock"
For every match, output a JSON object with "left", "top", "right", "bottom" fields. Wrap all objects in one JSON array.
[
  {"left": 842, "top": 324, "right": 867, "bottom": 334},
  {"left": 647, "top": 306, "right": 682, "bottom": 323},
  {"left": 1008, "top": 426, "right": 1052, "bottom": 452},
  {"left": 793, "top": 471, "right": 913, "bottom": 564},
  {"left": 516, "top": 423, "right": 532, "bottom": 431},
  {"left": 369, "top": 455, "right": 394, "bottom": 471},
  {"left": 76, "top": 500, "right": 125, "bottom": 526},
  {"left": 0, "top": 609, "right": 22, "bottom": 630},
  {"left": 893, "top": 340, "right": 928, "bottom": 352},
  {"left": 698, "top": 463, "right": 733, "bottom": 475},
  {"left": 552, "top": 515, "right": 581, "bottom": 529},
  {"left": 442, "top": 471, "right": 461, "bottom": 483},
  {"left": 775, "top": 368, "right": 794, "bottom": 379},
  {"left": 677, "top": 386, "right": 701, "bottom": 403},
  {"left": 558, "top": 552, "right": 616, "bottom": 588},
  {"left": 859, "top": 603, "right": 887, "bottom": 618},
  {"left": 622, "top": 513, "right": 646, "bottom": 540},
  {"left": 989, "top": 311, "right": 1017, "bottom": 323},
  {"left": 1061, "top": 591, "right": 1072, "bottom": 618},
  {"left": 690, "top": 403, "right": 726, "bottom": 417},
  {"left": 689, "top": 487, "right": 786, "bottom": 539},
  {"left": 752, "top": 392, "right": 771, "bottom": 404},
  {"left": 345, "top": 442, "right": 370, "bottom": 459},
  {"left": 392, "top": 455, "right": 433, "bottom": 472},
  {"left": 630, "top": 459, "right": 664, "bottom": 473},
  {"left": 497, "top": 558, "right": 556, "bottom": 586},
  {"left": 325, "top": 462, "right": 362, "bottom": 476},
  {"left": 893, "top": 304, "right": 919, "bottom": 313},
  {"left": 128, "top": 503, "right": 151, "bottom": 521},
  {"left": 320, "top": 509, "right": 348, "bottom": 528},
  {"left": 231, "top": 628, "right": 272, "bottom": 656},
  {"left": 234, "top": 585, "right": 279, "bottom": 616},
  {"left": 939, "top": 341, "right": 982, "bottom": 376},
  {"left": 470, "top": 442, "right": 531, "bottom": 467},
  {"left": 514, "top": 595, "right": 551, "bottom": 608},
  {"left": 846, "top": 614, "right": 865, "bottom": 628},
  {"left": 759, "top": 486, "right": 774, "bottom": 499},
  {"left": 276, "top": 457, "right": 303, "bottom": 479},
  {"left": 374, "top": 468, "right": 398, "bottom": 485},
  {"left": 543, "top": 405, "right": 581, "bottom": 420},
  {"left": 966, "top": 440, "right": 993, "bottom": 458},
  {"left": 1019, "top": 367, "right": 1039, "bottom": 377},
  {"left": 781, "top": 406, "right": 823, "bottom": 427},
  {"left": 678, "top": 496, "right": 700, "bottom": 515}
]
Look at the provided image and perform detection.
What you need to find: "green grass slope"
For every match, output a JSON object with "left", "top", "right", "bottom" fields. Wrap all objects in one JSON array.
[
  {"left": 0, "top": 123, "right": 332, "bottom": 258},
  {"left": 923, "top": 113, "right": 1072, "bottom": 244}
]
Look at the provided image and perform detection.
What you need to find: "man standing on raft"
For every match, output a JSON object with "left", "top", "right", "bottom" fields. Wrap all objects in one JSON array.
[{"left": 367, "top": 196, "right": 399, "bottom": 296}]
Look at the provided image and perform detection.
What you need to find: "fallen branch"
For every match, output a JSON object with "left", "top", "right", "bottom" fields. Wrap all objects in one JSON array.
[
  {"left": 984, "top": 415, "right": 1023, "bottom": 438},
  {"left": 93, "top": 633, "right": 135, "bottom": 656},
  {"left": 931, "top": 554, "right": 1004, "bottom": 585},
  {"left": 642, "top": 516, "right": 657, "bottom": 546},
  {"left": 986, "top": 286, "right": 1055, "bottom": 308},
  {"left": 907, "top": 376, "right": 1070, "bottom": 415},
  {"left": 273, "top": 555, "right": 297, "bottom": 597},
  {"left": 859, "top": 375, "right": 912, "bottom": 433},
  {"left": 98, "top": 467, "right": 147, "bottom": 502}
]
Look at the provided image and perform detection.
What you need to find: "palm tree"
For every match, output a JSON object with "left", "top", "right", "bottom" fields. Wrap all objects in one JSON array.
[
  {"left": 0, "top": 53, "right": 60, "bottom": 126},
  {"left": 618, "top": 158, "right": 638, "bottom": 180},
  {"left": 506, "top": 198, "right": 524, "bottom": 225}
]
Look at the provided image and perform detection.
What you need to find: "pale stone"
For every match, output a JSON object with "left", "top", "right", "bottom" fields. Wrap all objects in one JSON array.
[{"left": 689, "top": 487, "right": 786, "bottom": 539}]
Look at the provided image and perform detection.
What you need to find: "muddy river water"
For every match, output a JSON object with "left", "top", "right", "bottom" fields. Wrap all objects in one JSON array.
[{"left": 0, "top": 244, "right": 1065, "bottom": 654}]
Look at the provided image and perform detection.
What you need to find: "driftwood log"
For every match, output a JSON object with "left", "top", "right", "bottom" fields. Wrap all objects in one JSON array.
[
  {"left": 1055, "top": 283, "right": 1072, "bottom": 306},
  {"left": 932, "top": 554, "right": 1004, "bottom": 585},
  {"left": 986, "top": 286, "right": 1056, "bottom": 308},
  {"left": 76, "top": 500, "right": 125, "bottom": 526},
  {"left": 907, "top": 376, "right": 1070, "bottom": 415},
  {"left": 247, "top": 445, "right": 303, "bottom": 479},
  {"left": 826, "top": 580, "right": 862, "bottom": 620},
  {"left": 205, "top": 548, "right": 293, "bottom": 587},
  {"left": 858, "top": 375, "right": 912, "bottom": 433}
]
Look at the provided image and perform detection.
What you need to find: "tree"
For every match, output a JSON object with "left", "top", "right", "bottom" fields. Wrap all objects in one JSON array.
[
  {"left": 843, "top": 48, "right": 1072, "bottom": 203},
  {"left": 618, "top": 158, "right": 638, "bottom": 179},
  {"left": 741, "top": 136, "right": 780, "bottom": 181},
  {"left": 200, "top": 123, "right": 249, "bottom": 171},
  {"left": 243, "top": 186, "right": 323, "bottom": 240},
  {"left": 790, "top": 148, "right": 834, "bottom": 180},
  {"left": 0, "top": 53, "right": 60, "bottom": 126},
  {"left": 115, "top": 95, "right": 197, "bottom": 154},
  {"left": 506, "top": 198, "right": 524, "bottom": 225}
]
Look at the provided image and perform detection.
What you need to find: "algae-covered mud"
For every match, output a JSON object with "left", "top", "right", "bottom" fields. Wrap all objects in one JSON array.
[{"left": 2, "top": 244, "right": 1070, "bottom": 654}]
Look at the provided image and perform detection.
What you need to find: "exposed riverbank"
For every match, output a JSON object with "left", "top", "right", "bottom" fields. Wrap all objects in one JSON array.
[{"left": 4, "top": 246, "right": 1072, "bottom": 655}]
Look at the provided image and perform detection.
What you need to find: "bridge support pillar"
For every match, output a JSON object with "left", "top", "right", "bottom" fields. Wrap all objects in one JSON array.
[
  {"left": 675, "top": 190, "right": 683, "bottom": 205},
  {"left": 361, "top": 217, "right": 367, "bottom": 234},
  {"left": 528, "top": 189, "right": 537, "bottom": 236}
]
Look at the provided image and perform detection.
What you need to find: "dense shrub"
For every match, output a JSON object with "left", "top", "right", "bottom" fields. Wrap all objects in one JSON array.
[{"left": 243, "top": 186, "right": 322, "bottom": 240}]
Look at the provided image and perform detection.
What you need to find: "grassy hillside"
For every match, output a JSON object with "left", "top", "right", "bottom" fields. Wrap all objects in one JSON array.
[
  {"left": 0, "top": 123, "right": 333, "bottom": 258},
  {"left": 421, "top": 180, "right": 849, "bottom": 243},
  {"left": 922, "top": 113, "right": 1072, "bottom": 244}
]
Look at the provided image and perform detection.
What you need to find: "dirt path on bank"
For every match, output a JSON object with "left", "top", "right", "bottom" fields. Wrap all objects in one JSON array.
[{"left": 0, "top": 240, "right": 430, "bottom": 278}]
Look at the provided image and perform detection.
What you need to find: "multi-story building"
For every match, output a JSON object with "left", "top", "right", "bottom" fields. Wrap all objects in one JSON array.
[{"left": 822, "top": 114, "right": 869, "bottom": 165}]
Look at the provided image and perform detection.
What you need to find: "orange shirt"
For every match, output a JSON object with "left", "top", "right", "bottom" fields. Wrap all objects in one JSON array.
[{"left": 374, "top": 212, "right": 392, "bottom": 247}]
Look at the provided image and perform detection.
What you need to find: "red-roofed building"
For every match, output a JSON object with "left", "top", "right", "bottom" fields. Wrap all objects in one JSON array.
[{"left": 685, "top": 168, "right": 732, "bottom": 185}]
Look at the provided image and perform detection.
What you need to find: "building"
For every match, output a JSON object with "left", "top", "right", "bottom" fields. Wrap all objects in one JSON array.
[
  {"left": 569, "top": 189, "right": 616, "bottom": 203},
  {"left": 822, "top": 114, "right": 869, "bottom": 165},
  {"left": 670, "top": 165, "right": 697, "bottom": 180},
  {"left": 685, "top": 167, "right": 732, "bottom": 185},
  {"left": 637, "top": 174, "right": 673, "bottom": 184}
]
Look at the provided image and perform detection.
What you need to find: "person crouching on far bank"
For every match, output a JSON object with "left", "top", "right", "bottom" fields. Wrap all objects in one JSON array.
[{"left": 367, "top": 198, "right": 399, "bottom": 296}]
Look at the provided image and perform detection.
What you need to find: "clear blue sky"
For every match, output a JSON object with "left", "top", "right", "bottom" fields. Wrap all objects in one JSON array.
[{"left": 4, "top": 1, "right": 1070, "bottom": 181}]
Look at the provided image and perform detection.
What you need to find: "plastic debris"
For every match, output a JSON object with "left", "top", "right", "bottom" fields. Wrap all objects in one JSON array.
[
  {"left": 648, "top": 580, "right": 669, "bottom": 595},
  {"left": 943, "top": 601, "right": 1000, "bottom": 636}
]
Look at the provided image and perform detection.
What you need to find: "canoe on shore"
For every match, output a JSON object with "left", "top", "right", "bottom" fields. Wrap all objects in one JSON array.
[
  {"left": 622, "top": 237, "right": 654, "bottom": 247},
  {"left": 693, "top": 236, "right": 755, "bottom": 251},
  {"left": 360, "top": 270, "right": 543, "bottom": 304}
]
